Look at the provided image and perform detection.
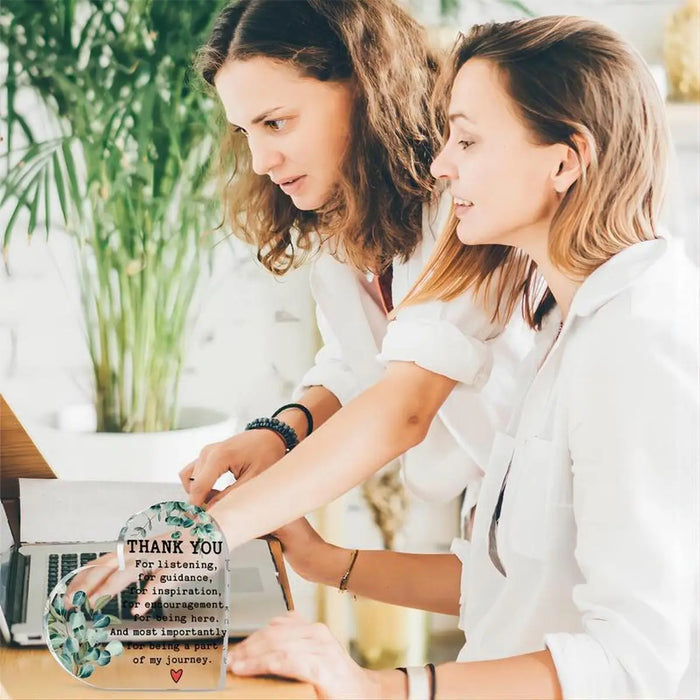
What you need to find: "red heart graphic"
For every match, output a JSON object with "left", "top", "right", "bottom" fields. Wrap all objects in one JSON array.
[{"left": 170, "top": 669, "right": 183, "bottom": 683}]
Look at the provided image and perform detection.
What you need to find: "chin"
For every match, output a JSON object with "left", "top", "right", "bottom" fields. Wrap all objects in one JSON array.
[
  {"left": 456, "top": 220, "right": 488, "bottom": 246},
  {"left": 291, "top": 191, "right": 329, "bottom": 212}
]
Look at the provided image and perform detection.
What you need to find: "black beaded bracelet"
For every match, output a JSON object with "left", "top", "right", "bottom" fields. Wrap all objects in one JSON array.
[
  {"left": 245, "top": 417, "right": 299, "bottom": 452},
  {"left": 272, "top": 403, "right": 314, "bottom": 437}
]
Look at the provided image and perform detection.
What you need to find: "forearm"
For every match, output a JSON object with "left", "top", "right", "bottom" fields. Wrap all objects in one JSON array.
[
  {"left": 298, "top": 545, "right": 461, "bottom": 616},
  {"left": 275, "top": 386, "right": 341, "bottom": 440},
  {"left": 209, "top": 364, "right": 454, "bottom": 549},
  {"left": 374, "top": 651, "right": 562, "bottom": 699}
]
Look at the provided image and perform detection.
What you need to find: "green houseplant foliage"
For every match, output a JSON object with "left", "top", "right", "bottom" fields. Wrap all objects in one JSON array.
[{"left": 0, "top": 0, "right": 227, "bottom": 432}]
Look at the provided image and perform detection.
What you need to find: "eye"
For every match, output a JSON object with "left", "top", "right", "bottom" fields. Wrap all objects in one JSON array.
[
  {"left": 265, "top": 118, "right": 287, "bottom": 131},
  {"left": 459, "top": 140, "right": 475, "bottom": 150}
]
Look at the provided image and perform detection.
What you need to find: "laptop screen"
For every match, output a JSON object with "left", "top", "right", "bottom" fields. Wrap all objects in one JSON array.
[{"left": 0, "top": 505, "right": 14, "bottom": 641}]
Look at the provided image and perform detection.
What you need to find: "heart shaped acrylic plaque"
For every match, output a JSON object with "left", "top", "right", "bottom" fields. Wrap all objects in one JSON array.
[{"left": 44, "top": 501, "right": 230, "bottom": 691}]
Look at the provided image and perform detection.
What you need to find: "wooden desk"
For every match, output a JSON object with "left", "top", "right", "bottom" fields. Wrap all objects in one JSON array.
[{"left": 0, "top": 647, "right": 314, "bottom": 699}]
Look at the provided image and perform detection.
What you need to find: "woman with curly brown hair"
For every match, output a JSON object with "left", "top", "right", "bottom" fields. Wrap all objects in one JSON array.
[{"left": 178, "top": 0, "right": 529, "bottom": 537}]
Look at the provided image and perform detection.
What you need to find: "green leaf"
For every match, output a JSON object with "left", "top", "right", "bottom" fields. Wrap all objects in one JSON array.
[
  {"left": 96, "top": 649, "right": 111, "bottom": 666},
  {"left": 71, "top": 591, "right": 86, "bottom": 608},
  {"left": 84, "top": 646, "right": 100, "bottom": 662},
  {"left": 64, "top": 636, "right": 79, "bottom": 654},
  {"left": 86, "top": 627, "right": 99, "bottom": 647},
  {"left": 43, "top": 159, "right": 51, "bottom": 239},
  {"left": 104, "top": 640, "right": 123, "bottom": 657},
  {"left": 49, "top": 634, "right": 67, "bottom": 648},
  {"left": 52, "top": 595, "right": 65, "bottom": 614},
  {"left": 60, "top": 139, "right": 82, "bottom": 210},
  {"left": 92, "top": 613, "right": 110, "bottom": 629},
  {"left": 2, "top": 169, "right": 41, "bottom": 251},
  {"left": 51, "top": 151, "right": 69, "bottom": 225},
  {"left": 69, "top": 610, "right": 86, "bottom": 629},
  {"left": 77, "top": 664, "right": 94, "bottom": 679},
  {"left": 27, "top": 176, "right": 40, "bottom": 237},
  {"left": 92, "top": 594, "right": 112, "bottom": 612}
]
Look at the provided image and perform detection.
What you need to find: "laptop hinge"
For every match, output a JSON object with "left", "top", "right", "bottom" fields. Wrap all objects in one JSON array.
[{"left": 7, "top": 549, "right": 29, "bottom": 626}]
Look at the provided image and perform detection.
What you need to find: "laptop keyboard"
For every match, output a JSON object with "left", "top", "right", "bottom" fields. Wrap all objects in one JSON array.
[{"left": 47, "top": 552, "right": 142, "bottom": 618}]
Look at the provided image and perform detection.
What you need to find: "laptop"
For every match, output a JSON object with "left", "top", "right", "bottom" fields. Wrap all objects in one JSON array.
[
  {"left": 0, "top": 485, "right": 293, "bottom": 646},
  {"left": 0, "top": 398, "right": 292, "bottom": 646}
]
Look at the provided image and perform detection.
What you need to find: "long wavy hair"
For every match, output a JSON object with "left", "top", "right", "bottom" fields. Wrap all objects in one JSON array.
[
  {"left": 401, "top": 16, "right": 669, "bottom": 328},
  {"left": 196, "top": 0, "right": 442, "bottom": 275}
]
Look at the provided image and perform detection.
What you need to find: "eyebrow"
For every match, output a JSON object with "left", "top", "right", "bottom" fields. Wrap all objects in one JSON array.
[
  {"left": 231, "top": 106, "right": 285, "bottom": 130},
  {"left": 448, "top": 112, "right": 476, "bottom": 125}
]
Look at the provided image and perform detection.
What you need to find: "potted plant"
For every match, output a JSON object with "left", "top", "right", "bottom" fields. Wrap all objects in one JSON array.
[{"left": 0, "top": 0, "right": 235, "bottom": 479}]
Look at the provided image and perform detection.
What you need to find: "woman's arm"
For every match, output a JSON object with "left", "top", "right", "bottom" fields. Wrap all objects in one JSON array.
[
  {"left": 373, "top": 653, "right": 562, "bottom": 699},
  {"left": 280, "top": 519, "right": 461, "bottom": 614},
  {"left": 208, "top": 361, "right": 456, "bottom": 550},
  {"left": 312, "top": 548, "right": 461, "bottom": 616},
  {"left": 229, "top": 614, "right": 563, "bottom": 699}
]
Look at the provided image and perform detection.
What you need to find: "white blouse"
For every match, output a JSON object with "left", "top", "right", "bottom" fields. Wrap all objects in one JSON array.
[
  {"left": 294, "top": 192, "right": 533, "bottom": 506},
  {"left": 451, "top": 237, "right": 699, "bottom": 699}
]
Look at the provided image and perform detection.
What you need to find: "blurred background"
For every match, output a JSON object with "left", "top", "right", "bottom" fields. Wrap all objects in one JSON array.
[{"left": 1, "top": 0, "right": 698, "bottom": 668}]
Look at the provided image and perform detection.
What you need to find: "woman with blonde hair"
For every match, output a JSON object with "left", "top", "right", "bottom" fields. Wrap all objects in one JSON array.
[{"left": 217, "top": 15, "right": 697, "bottom": 699}]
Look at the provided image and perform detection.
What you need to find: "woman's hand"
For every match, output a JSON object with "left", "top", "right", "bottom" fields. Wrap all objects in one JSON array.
[
  {"left": 180, "top": 429, "right": 287, "bottom": 506},
  {"left": 228, "top": 612, "right": 381, "bottom": 699},
  {"left": 64, "top": 531, "right": 219, "bottom": 616}
]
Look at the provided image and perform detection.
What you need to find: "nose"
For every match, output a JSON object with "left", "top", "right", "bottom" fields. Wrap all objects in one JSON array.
[
  {"left": 249, "top": 137, "right": 284, "bottom": 176},
  {"left": 430, "top": 146, "right": 457, "bottom": 180}
]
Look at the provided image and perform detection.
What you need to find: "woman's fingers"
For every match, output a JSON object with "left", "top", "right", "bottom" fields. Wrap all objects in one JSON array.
[
  {"left": 179, "top": 460, "right": 196, "bottom": 492},
  {"left": 64, "top": 553, "right": 120, "bottom": 606},
  {"left": 232, "top": 616, "right": 330, "bottom": 662},
  {"left": 226, "top": 616, "right": 371, "bottom": 698},
  {"left": 130, "top": 569, "right": 166, "bottom": 617},
  {"left": 268, "top": 611, "right": 306, "bottom": 625},
  {"left": 229, "top": 644, "right": 324, "bottom": 683},
  {"left": 188, "top": 447, "right": 233, "bottom": 506},
  {"left": 88, "top": 563, "right": 141, "bottom": 604}
]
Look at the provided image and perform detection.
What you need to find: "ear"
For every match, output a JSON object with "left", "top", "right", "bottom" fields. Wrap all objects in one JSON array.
[{"left": 552, "top": 133, "right": 591, "bottom": 194}]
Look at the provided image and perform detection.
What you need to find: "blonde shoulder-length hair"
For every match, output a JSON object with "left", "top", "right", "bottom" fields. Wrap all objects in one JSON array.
[{"left": 401, "top": 16, "right": 670, "bottom": 329}]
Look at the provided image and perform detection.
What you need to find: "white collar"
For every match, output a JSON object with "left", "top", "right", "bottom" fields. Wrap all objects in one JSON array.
[{"left": 568, "top": 237, "right": 668, "bottom": 319}]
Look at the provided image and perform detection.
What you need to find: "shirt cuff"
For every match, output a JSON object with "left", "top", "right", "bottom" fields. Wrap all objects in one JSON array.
[
  {"left": 378, "top": 319, "right": 493, "bottom": 389},
  {"left": 292, "top": 362, "right": 361, "bottom": 407},
  {"left": 545, "top": 632, "right": 627, "bottom": 700}
]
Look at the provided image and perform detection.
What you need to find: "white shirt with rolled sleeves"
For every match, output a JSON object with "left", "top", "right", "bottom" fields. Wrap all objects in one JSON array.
[
  {"left": 293, "top": 191, "right": 534, "bottom": 507},
  {"left": 450, "top": 237, "right": 699, "bottom": 699}
]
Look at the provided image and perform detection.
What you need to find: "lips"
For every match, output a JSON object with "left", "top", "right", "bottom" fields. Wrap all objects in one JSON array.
[
  {"left": 274, "top": 175, "right": 306, "bottom": 196},
  {"left": 274, "top": 175, "right": 303, "bottom": 186},
  {"left": 452, "top": 194, "right": 474, "bottom": 218}
]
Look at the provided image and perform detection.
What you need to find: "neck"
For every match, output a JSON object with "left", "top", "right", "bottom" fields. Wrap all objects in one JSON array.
[{"left": 519, "top": 231, "right": 581, "bottom": 321}]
